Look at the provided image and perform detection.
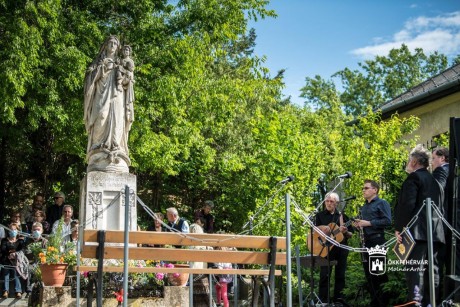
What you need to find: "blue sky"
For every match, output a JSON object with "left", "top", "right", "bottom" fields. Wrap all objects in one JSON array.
[{"left": 249, "top": 0, "right": 460, "bottom": 105}]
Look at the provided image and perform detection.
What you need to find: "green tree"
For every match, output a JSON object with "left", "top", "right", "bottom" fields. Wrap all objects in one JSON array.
[
  {"left": 301, "top": 44, "right": 451, "bottom": 117},
  {"left": 0, "top": 0, "right": 281, "bottom": 222}
]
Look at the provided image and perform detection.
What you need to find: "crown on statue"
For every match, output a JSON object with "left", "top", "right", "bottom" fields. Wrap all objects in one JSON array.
[{"left": 367, "top": 245, "right": 388, "bottom": 255}]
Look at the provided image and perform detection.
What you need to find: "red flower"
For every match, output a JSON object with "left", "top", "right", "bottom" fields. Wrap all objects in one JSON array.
[{"left": 114, "top": 289, "right": 124, "bottom": 302}]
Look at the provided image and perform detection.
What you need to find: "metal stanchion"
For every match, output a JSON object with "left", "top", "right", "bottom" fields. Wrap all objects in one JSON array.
[
  {"left": 426, "top": 197, "right": 435, "bottom": 307},
  {"left": 209, "top": 274, "right": 213, "bottom": 307},
  {"left": 285, "top": 193, "right": 292, "bottom": 307},
  {"left": 123, "top": 185, "right": 130, "bottom": 307},
  {"left": 295, "top": 245, "right": 303, "bottom": 306},
  {"left": 76, "top": 224, "right": 83, "bottom": 306},
  {"left": 189, "top": 274, "right": 194, "bottom": 307},
  {"left": 233, "top": 273, "right": 238, "bottom": 307}
]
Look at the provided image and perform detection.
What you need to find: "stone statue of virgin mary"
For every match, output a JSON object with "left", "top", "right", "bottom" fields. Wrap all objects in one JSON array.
[{"left": 83, "top": 36, "right": 135, "bottom": 173}]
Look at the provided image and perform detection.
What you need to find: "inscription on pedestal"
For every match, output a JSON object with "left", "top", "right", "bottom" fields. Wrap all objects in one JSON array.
[{"left": 80, "top": 171, "right": 137, "bottom": 231}]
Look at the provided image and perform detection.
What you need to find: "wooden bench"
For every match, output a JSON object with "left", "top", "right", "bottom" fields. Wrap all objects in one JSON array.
[{"left": 77, "top": 229, "right": 287, "bottom": 306}]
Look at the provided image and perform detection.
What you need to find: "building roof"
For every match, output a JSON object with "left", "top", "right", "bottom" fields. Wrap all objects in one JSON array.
[{"left": 378, "top": 63, "right": 460, "bottom": 119}]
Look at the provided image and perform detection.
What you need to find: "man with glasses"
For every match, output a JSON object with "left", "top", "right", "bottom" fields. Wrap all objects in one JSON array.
[
  {"left": 395, "top": 145, "right": 445, "bottom": 306},
  {"left": 46, "top": 191, "right": 66, "bottom": 227},
  {"left": 354, "top": 179, "right": 391, "bottom": 307}
]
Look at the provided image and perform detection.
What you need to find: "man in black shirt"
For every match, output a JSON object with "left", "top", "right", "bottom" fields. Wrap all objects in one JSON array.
[
  {"left": 354, "top": 179, "right": 391, "bottom": 307},
  {"left": 46, "top": 191, "right": 66, "bottom": 227},
  {"left": 194, "top": 200, "right": 215, "bottom": 233},
  {"left": 315, "top": 192, "right": 353, "bottom": 305}
]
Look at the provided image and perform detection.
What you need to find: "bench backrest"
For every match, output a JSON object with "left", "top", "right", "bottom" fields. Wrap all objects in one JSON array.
[{"left": 81, "top": 230, "right": 287, "bottom": 266}]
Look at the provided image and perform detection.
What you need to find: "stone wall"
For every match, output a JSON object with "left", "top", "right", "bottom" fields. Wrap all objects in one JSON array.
[{"left": 38, "top": 286, "right": 189, "bottom": 306}]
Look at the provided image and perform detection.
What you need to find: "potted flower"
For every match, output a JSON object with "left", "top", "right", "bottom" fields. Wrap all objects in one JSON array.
[
  {"left": 29, "top": 218, "right": 77, "bottom": 286},
  {"left": 147, "top": 260, "right": 189, "bottom": 287}
]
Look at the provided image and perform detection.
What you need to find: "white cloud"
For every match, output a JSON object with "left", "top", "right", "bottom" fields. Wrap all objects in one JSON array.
[{"left": 351, "top": 11, "right": 460, "bottom": 59}]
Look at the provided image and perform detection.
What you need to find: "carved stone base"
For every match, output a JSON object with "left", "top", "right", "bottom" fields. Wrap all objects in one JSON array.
[
  {"left": 87, "top": 150, "right": 130, "bottom": 173},
  {"left": 162, "top": 286, "right": 189, "bottom": 307},
  {"left": 40, "top": 286, "right": 72, "bottom": 307},
  {"left": 80, "top": 171, "right": 137, "bottom": 231}
]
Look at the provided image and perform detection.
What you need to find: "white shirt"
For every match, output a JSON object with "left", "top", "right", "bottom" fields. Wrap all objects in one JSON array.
[{"left": 51, "top": 219, "right": 72, "bottom": 238}]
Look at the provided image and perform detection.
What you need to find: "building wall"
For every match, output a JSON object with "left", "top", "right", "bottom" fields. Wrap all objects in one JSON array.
[{"left": 397, "top": 91, "right": 460, "bottom": 147}]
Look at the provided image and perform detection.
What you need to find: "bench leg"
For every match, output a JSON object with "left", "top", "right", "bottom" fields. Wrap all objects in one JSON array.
[
  {"left": 86, "top": 272, "right": 102, "bottom": 307},
  {"left": 96, "top": 231, "right": 106, "bottom": 307},
  {"left": 261, "top": 277, "right": 272, "bottom": 307},
  {"left": 251, "top": 276, "right": 260, "bottom": 307},
  {"left": 87, "top": 274, "right": 94, "bottom": 307}
]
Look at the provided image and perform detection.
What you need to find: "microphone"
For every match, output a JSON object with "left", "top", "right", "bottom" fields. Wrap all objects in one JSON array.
[
  {"left": 340, "top": 196, "right": 356, "bottom": 203},
  {"left": 280, "top": 175, "right": 295, "bottom": 184},
  {"left": 337, "top": 171, "right": 352, "bottom": 179}
]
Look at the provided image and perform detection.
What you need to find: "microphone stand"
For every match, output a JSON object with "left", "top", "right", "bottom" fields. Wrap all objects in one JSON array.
[
  {"left": 242, "top": 179, "right": 287, "bottom": 232},
  {"left": 308, "top": 211, "right": 317, "bottom": 307},
  {"left": 326, "top": 200, "right": 349, "bottom": 306},
  {"left": 307, "top": 196, "right": 328, "bottom": 306}
]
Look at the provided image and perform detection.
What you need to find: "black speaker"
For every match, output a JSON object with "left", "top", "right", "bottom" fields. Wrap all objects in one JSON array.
[{"left": 444, "top": 117, "right": 460, "bottom": 303}]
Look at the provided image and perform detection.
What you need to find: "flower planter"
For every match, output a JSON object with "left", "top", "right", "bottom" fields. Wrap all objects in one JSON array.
[
  {"left": 40, "top": 263, "right": 68, "bottom": 287},
  {"left": 167, "top": 264, "right": 189, "bottom": 286}
]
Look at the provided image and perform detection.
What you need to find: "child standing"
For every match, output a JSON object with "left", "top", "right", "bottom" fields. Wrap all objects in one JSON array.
[{"left": 215, "top": 248, "right": 233, "bottom": 307}]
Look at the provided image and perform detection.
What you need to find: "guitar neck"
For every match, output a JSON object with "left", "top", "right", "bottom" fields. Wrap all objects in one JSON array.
[{"left": 330, "top": 217, "right": 354, "bottom": 236}]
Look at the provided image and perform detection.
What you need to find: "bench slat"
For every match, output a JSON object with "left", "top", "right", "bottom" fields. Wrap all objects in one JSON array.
[
  {"left": 76, "top": 266, "right": 282, "bottom": 276},
  {"left": 81, "top": 246, "right": 287, "bottom": 266},
  {"left": 83, "top": 230, "right": 287, "bottom": 250}
]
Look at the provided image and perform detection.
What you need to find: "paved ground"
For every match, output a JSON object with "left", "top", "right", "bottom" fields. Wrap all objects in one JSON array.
[{"left": 0, "top": 297, "right": 28, "bottom": 306}]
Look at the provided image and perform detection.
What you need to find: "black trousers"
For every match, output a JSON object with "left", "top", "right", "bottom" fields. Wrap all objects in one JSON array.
[
  {"left": 318, "top": 244, "right": 349, "bottom": 303},
  {"left": 404, "top": 240, "right": 442, "bottom": 306},
  {"left": 362, "top": 236, "right": 389, "bottom": 307}
]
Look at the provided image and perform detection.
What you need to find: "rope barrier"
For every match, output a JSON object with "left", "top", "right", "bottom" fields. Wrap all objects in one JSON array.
[
  {"left": 293, "top": 197, "right": 459, "bottom": 255},
  {"left": 136, "top": 196, "right": 272, "bottom": 245},
  {"left": 6, "top": 187, "right": 454, "bottom": 254}
]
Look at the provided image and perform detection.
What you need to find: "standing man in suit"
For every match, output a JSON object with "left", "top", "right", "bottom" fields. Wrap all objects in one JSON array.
[
  {"left": 432, "top": 146, "right": 449, "bottom": 213},
  {"left": 395, "top": 144, "right": 445, "bottom": 305},
  {"left": 432, "top": 146, "right": 449, "bottom": 301}
]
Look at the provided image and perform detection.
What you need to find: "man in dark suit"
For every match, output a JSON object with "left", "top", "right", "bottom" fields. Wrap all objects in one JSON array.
[
  {"left": 395, "top": 145, "right": 445, "bottom": 306},
  {"left": 432, "top": 146, "right": 449, "bottom": 302},
  {"left": 432, "top": 146, "right": 449, "bottom": 213}
]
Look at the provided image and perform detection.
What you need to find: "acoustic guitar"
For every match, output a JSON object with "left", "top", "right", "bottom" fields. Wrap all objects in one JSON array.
[{"left": 306, "top": 218, "right": 354, "bottom": 258}]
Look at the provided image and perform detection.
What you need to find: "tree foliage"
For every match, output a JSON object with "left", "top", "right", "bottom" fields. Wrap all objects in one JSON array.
[{"left": 301, "top": 44, "right": 452, "bottom": 116}]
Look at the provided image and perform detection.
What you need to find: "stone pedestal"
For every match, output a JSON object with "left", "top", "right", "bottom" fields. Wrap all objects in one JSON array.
[
  {"left": 162, "top": 286, "right": 189, "bottom": 307},
  {"left": 40, "top": 286, "right": 72, "bottom": 306},
  {"left": 76, "top": 288, "right": 189, "bottom": 307},
  {"left": 80, "top": 171, "right": 137, "bottom": 231}
]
